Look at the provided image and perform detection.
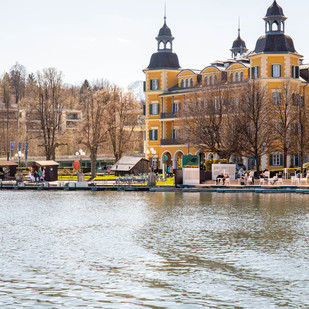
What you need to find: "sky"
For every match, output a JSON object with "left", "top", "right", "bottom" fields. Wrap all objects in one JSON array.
[{"left": 0, "top": 0, "right": 308, "bottom": 89}]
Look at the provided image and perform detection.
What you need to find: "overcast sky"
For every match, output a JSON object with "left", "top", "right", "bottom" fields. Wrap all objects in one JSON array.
[{"left": 0, "top": 0, "right": 307, "bottom": 88}]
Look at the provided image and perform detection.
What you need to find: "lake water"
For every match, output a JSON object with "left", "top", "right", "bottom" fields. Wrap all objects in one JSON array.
[{"left": 0, "top": 191, "right": 309, "bottom": 308}]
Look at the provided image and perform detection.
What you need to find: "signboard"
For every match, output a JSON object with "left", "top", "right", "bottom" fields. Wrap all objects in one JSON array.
[
  {"left": 182, "top": 155, "right": 199, "bottom": 168},
  {"left": 73, "top": 160, "right": 80, "bottom": 171},
  {"left": 212, "top": 164, "right": 236, "bottom": 180},
  {"left": 182, "top": 155, "right": 200, "bottom": 185}
]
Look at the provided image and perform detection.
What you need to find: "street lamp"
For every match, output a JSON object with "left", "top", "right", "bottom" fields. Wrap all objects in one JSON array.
[
  {"left": 75, "top": 149, "right": 86, "bottom": 181},
  {"left": 149, "top": 147, "right": 156, "bottom": 171},
  {"left": 147, "top": 148, "right": 157, "bottom": 187},
  {"left": 14, "top": 150, "right": 24, "bottom": 182}
]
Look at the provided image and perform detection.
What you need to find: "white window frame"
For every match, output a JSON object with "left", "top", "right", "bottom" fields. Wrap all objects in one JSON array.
[
  {"left": 251, "top": 66, "right": 259, "bottom": 79},
  {"left": 151, "top": 79, "right": 159, "bottom": 90},
  {"left": 272, "top": 153, "right": 281, "bottom": 166},
  {"left": 149, "top": 128, "right": 158, "bottom": 141},
  {"left": 151, "top": 103, "right": 159, "bottom": 115},
  {"left": 272, "top": 91, "right": 281, "bottom": 106},
  {"left": 292, "top": 66, "right": 299, "bottom": 79},
  {"left": 272, "top": 64, "right": 281, "bottom": 78}
]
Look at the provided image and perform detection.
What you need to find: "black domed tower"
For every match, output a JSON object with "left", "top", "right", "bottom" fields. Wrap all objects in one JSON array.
[
  {"left": 254, "top": 0, "right": 296, "bottom": 54},
  {"left": 230, "top": 25, "right": 248, "bottom": 58},
  {"left": 147, "top": 16, "right": 180, "bottom": 70}
]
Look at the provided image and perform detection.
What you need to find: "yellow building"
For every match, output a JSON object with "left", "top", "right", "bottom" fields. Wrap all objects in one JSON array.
[{"left": 143, "top": 1, "right": 309, "bottom": 172}]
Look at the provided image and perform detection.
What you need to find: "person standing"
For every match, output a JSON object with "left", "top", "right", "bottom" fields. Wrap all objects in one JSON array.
[{"left": 38, "top": 168, "right": 43, "bottom": 182}]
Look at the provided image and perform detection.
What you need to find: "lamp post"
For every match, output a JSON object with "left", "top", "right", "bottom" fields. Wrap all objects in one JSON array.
[
  {"left": 149, "top": 147, "right": 156, "bottom": 171},
  {"left": 75, "top": 149, "right": 85, "bottom": 181},
  {"left": 14, "top": 150, "right": 24, "bottom": 182},
  {"left": 147, "top": 147, "right": 157, "bottom": 186}
]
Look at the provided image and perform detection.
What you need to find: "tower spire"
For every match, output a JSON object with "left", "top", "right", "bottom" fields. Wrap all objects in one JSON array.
[
  {"left": 230, "top": 18, "right": 248, "bottom": 58},
  {"left": 164, "top": 2, "right": 167, "bottom": 25},
  {"left": 238, "top": 17, "right": 240, "bottom": 38}
]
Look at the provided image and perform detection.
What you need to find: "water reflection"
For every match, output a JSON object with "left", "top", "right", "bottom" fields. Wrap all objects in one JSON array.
[{"left": 0, "top": 191, "right": 308, "bottom": 308}]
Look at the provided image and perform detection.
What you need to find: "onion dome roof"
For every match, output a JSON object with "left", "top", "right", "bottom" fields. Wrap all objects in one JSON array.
[
  {"left": 232, "top": 36, "right": 247, "bottom": 49},
  {"left": 266, "top": 0, "right": 284, "bottom": 17},
  {"left": 147, "top": 52, "right": 180, "bottom": 70},
  {"left": 254, "top": 34, "right": 296, "bottom": 53},
  {"left": 158, "top": 22, "right": 172, "bottom": 37}
]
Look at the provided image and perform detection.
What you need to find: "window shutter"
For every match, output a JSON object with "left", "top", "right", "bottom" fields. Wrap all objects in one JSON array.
[
  {"left": 154, "top": 130, "right": 158, "bottom": 140},
  {"left": 269, "top": 154, "right": 273, "bottom": 166},
  {"left": 272, "top": 65, "right": 274, "bottom": 77},
  {"left": 295, "top": 155, "right": 299, "bottom": 167},
  {"left": 296, "top": 66, "right": 299, "bottom": 78},
  {"left": 149, "top": 104, "right": 153, "bottom": 115},
  {"left": 143, "top": 81, "right": 146, "bottom": 92},
  {"left": 280, "top": 154, "right": 283, "bottom": 166},
  {"left": 172, "top": 103, "right": 175, "bottom": 113},
  {"left": 279, "top": 65, "right": 281, "bottom": 77},
  {"left": 143, "top": 105, "right": 146, "bottom": 115},
  {"left": 292, "top": 66, "right": 294, "bottom": 78},
  {"left": 150, "top": 80, "right": 153, "bottom": 91},
  {"left": 256, "top": 66, "right": 259, "bottom": 78},
  {"left": 149, "top": 130, "right": 153, "bottom": 141}
]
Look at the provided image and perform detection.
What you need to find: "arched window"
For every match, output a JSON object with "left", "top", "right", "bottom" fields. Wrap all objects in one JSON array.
[
  {"left": 209, "top": 76, "right": 213, "bottom": 85},
  {"left": 190, "top": 78, "right": 193, "bottom": 87},
  {"left": 230, "top": 73, "right": 234, "bottom": 83},
  {"left": 204, "top": 76, "right": 208, "bottom": 86},
  {"left": 273, "top": 21, "right": 279, "bottom": 31},
  {"left": 266, "top": 22, "right": 270, "bottom": 32},
  {"left": 240, "top": 72, "right": 244, "bottom": 81},
  {"left": 235, "top": 72, "right": 239, "bottom": 82},
  {"left": 181, "top": 79, "right": 184, "bottom": 88},
  {"left": 185, "top": 79, "right": 189, "bottom": 88},
  {"left": 166, "top": 41, "right": 172, "bottom": 49},
  {"left": 159, "top": 41, "right": 164, "bottom": 49},
  {"left": 214, "top": 75, "right": 218, "bottom": 84}
]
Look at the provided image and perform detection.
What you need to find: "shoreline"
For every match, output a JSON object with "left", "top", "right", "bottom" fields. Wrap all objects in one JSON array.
[{"left": 1, "top": 183, "right": 309, "bottom": 194}]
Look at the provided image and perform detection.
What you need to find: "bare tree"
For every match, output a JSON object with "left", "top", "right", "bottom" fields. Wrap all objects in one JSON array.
[
  {"left": 182, "top": 84, "right": 241, "bottom": 160},
  {"left": 270, "top": 82, "right": 297, "bottom": 167},
  {"left": 238, "top": 80, "right": 272, "bottom": 175},
  {"left": 291, "top": 93, "right": 309, "bottom": 170},
  {"left": 9, "top": 62, "right": 26, "bottom": 105},
  {"left": 79, "top": 81, "right": 110, "bottom": 177},
  {"left": 9, "top": 63, "right": 26, "bottom": 140},
  {"left": 0, "top": 73, "right": 14, "bottom": 160},
  {"left": 105, "top": 87, "right": 139, "bottom": 162},
  {"left": 27, "top": 68, "right": 66, "bottom": 160}
]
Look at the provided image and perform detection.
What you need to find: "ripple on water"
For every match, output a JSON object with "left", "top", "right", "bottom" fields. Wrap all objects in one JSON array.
[{"left": 0, "top": 191, "right": 309, "bottom": 308}]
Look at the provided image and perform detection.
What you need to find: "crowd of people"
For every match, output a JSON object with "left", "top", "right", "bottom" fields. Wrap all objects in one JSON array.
[{"left": 27, "top": 167, "right": 46, "bottom": 182}]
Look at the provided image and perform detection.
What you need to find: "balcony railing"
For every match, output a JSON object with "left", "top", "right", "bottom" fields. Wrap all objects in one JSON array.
[
  {"left": 161, "top": 139, "right": 181, "bottom": 145},
  {"left": 161, "top": 112, "right": 179, "bottom": 119}
]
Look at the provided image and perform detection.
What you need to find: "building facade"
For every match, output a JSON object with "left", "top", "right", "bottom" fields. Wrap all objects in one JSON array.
[{"left": 144, "top": 0, "right": 309, "bottom": 171}]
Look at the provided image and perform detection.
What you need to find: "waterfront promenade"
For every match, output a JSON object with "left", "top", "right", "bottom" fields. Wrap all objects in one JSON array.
[{"left": 1, "top": 178, "right": 309, "bottom": 194}]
